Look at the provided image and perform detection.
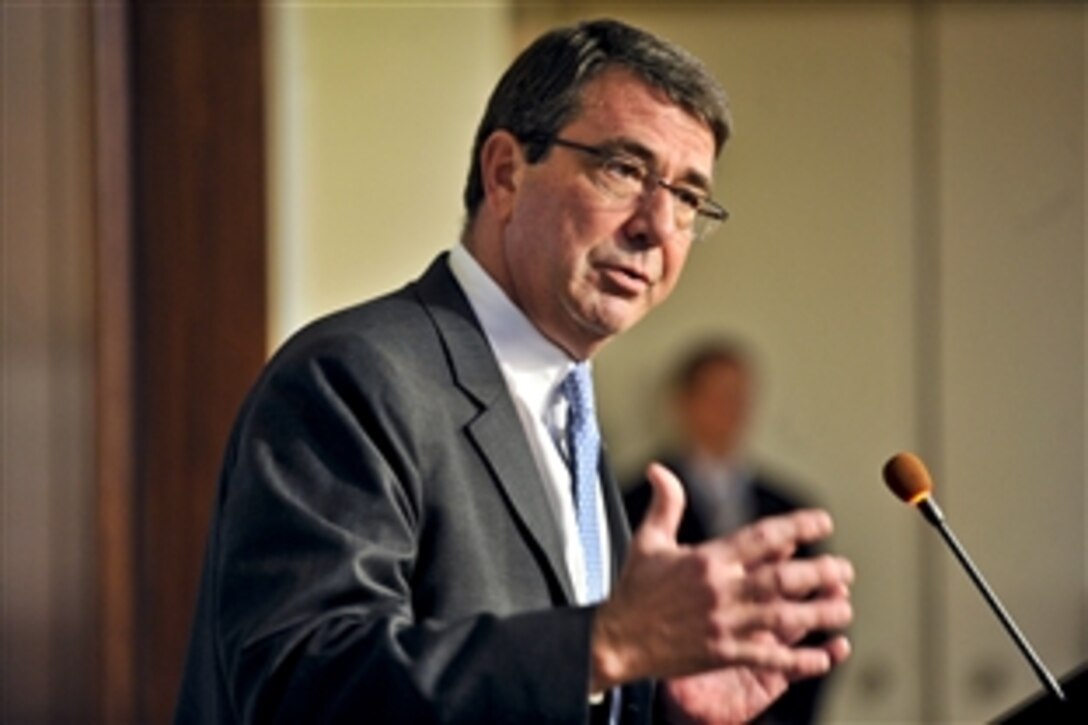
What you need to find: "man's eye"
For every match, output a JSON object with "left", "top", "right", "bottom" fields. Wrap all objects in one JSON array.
[
  {"left": 672, "top": 187, "right": 704, "bottom": 211},
  {"left": 601, "top": 157, "right": 645, "bottom": 182}
]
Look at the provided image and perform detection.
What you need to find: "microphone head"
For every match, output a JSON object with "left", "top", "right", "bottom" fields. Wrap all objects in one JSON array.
[{"left": 883, "top": 452, "right": 934, "bottom": 506}]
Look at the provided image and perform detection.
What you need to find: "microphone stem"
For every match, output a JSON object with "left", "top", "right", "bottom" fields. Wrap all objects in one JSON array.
[{"left": 930, "top": 517, "right": 1066, "bottom": 702}]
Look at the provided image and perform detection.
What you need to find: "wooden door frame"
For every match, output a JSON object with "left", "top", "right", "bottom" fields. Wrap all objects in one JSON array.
[{"left": 92, "top": 2, "right": 268, "bottom": 721}]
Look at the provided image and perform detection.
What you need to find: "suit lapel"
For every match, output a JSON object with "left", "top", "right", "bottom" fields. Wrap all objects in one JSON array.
[
  {"left": 599, "top": 452, "right": 631, "bottom": 581},
  {"left": 412, "top": 255, "right": 577, "bottom": 603}
]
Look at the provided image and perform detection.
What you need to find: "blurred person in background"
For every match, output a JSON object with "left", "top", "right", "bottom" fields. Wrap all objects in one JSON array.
[{"left": 625, "top": 338, "right": 830, "bottom": 724}]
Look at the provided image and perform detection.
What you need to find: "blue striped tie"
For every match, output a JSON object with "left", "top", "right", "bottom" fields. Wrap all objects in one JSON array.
[{"left": 562, "top": 363, "right": 604, "bottom": 603}]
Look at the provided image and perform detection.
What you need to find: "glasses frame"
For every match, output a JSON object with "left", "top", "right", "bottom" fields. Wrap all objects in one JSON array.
[{"left": 545, "top": 136, "right": 728, "bottom": 242}]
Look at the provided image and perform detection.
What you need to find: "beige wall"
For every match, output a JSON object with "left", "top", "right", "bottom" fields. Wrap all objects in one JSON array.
[
  {"left": 268, "top": 3, "right": 1086, "bottom": 721},
  {"left": 935, "top": 4, "right": 1085, "bottom": 718},
  {"left": 266, "top": 1, "right": 512, "bottom": 344}
]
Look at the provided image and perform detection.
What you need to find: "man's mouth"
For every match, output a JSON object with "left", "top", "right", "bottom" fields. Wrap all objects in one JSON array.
[{"left": 597, "top": 262, "right": 652, "bottom": 294}]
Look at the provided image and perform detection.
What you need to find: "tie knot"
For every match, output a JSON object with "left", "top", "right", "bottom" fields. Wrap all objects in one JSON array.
[{"left": 561, "top": 363, "right": 596, "bottom": 423}]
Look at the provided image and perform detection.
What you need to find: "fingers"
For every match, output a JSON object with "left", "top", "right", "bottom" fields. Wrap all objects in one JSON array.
[
  {"left": 745, "top": 555, "right": 855, "bottom": 601},
  {"left": 781, "top": 634, "right": 853, "bottom": 680},
  {"left": 736, "top": 595, "right": 853, "bottom": 640},
  {"left": 824, "top": 634, "right": 852, "bottom": 667},
  {"left": 714, "top": 630, "right": 853, "bottom": 680},
  {"left": 703, "top": 509, "right": 834, "bottom": 566},
  {"left": 603, "top": 497, "right": 854, "bottom": 688},
  {"left": 634, "top": 462, "right": 687, "bottom": 550},
  {"left": 710, "top": 631, "right": 850, "bottom": 680},
  {"left": 722, "top": 638, "right": 823, "bottom": 674},
  {"left": 734, "top": 557, "right": 853, "bottom": 645}
]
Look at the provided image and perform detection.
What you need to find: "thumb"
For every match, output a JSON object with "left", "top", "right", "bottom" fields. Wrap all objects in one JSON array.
[{"left": 635, "top": 462, "right": 686, "bottom": 549}]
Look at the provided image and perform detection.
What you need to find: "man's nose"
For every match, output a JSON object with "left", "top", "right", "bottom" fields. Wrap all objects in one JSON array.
[{"left": 623, "top": 183, "right": 678, "bottom": 248}]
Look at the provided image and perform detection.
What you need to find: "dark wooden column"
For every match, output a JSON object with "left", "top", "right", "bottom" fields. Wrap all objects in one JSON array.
[
  {"left": 93, "top": 2, "right": 138, "bottom": 721},
  {"left": 129, "top": 1, "right": 267, "bottom": 721}
]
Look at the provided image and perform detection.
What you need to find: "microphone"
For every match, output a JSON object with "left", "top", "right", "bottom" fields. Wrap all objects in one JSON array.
[{"left": 882, "top": 452, "right": 1066, "bottom": 702}]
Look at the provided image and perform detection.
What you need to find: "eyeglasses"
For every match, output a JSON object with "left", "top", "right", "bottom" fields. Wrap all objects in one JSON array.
[{"left": 547, "top": 137, "right": 728, "bottom": 242}]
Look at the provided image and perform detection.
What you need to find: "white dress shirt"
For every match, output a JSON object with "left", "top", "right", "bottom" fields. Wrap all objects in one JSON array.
[{"left": 448, "top": 244, "right": 612, "bottom": 604}]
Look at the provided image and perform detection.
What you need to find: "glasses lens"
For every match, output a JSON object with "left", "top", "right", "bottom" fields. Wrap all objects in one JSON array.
[
  {"left": 578, "top": 143, "right": 725, "bottom": 241},
  {"left": 597, "top": 158, "right": 646, "bottom": 200},
  {"left": 692, "top": 212, "right": 721, "bottom": 242},
  {"left": 670, "top": 191, "right": 698, "bottom": 232}
]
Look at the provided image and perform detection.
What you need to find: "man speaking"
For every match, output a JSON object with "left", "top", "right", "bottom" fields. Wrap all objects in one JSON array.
[{"left": 175, "top": 19, "right": 854, "bottom": 724}]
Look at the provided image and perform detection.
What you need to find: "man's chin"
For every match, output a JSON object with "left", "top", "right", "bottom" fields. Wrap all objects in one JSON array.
[
  {"left": 559, "top": 296, "right": 652, "bottom": 353},
  {"left": 584, "top": 303, "right": 650, "bottom": 340}
]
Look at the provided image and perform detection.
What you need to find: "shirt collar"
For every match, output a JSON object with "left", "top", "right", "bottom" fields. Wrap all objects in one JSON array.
[{"left": 448, "top": 244, "right": 580, "bottom": 415}]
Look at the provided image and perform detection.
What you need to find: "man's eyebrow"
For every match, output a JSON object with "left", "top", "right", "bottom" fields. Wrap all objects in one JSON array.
[{"left": 602, "top": 136, "right": 713, "bottom": 192}]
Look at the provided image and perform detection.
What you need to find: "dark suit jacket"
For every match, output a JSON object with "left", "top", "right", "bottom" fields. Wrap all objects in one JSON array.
[
  {"left": 623, "top": 456, "right": 814, "bottom": 547},
  {"left": 175, "top": 254, "right": 653, "bottom": 724},
  {"left": 624, "top": 456, "right": 828, "bottom": 725}
]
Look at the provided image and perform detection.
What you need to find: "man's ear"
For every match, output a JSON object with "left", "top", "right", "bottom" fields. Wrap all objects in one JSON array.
[{"left": 479, "top": 130, "right": 526, "bottom": 222}]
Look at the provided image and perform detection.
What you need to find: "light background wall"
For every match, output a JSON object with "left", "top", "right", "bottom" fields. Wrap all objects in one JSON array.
[
  {"left": 266, "top": 1, "right": 510, "bottom": 342},
  {"left": 933, "top": 5, "right": 1085, "bottom": 719},
  {"left": 265, "top": 2, "right": 1086, "bottom": 722}
]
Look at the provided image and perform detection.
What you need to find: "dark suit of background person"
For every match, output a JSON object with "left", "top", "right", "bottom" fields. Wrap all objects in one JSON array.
[
  {"left": 624, "top": 341, "right": 830, "bottom": 724},
  {"left": 176, "top": 19, "right": 854, "bottom": 725}
]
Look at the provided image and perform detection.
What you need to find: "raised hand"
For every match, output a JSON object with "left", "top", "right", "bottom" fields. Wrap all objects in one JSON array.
[{"left": 590, "top": 463, "right": 853, "bottom": 722}]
